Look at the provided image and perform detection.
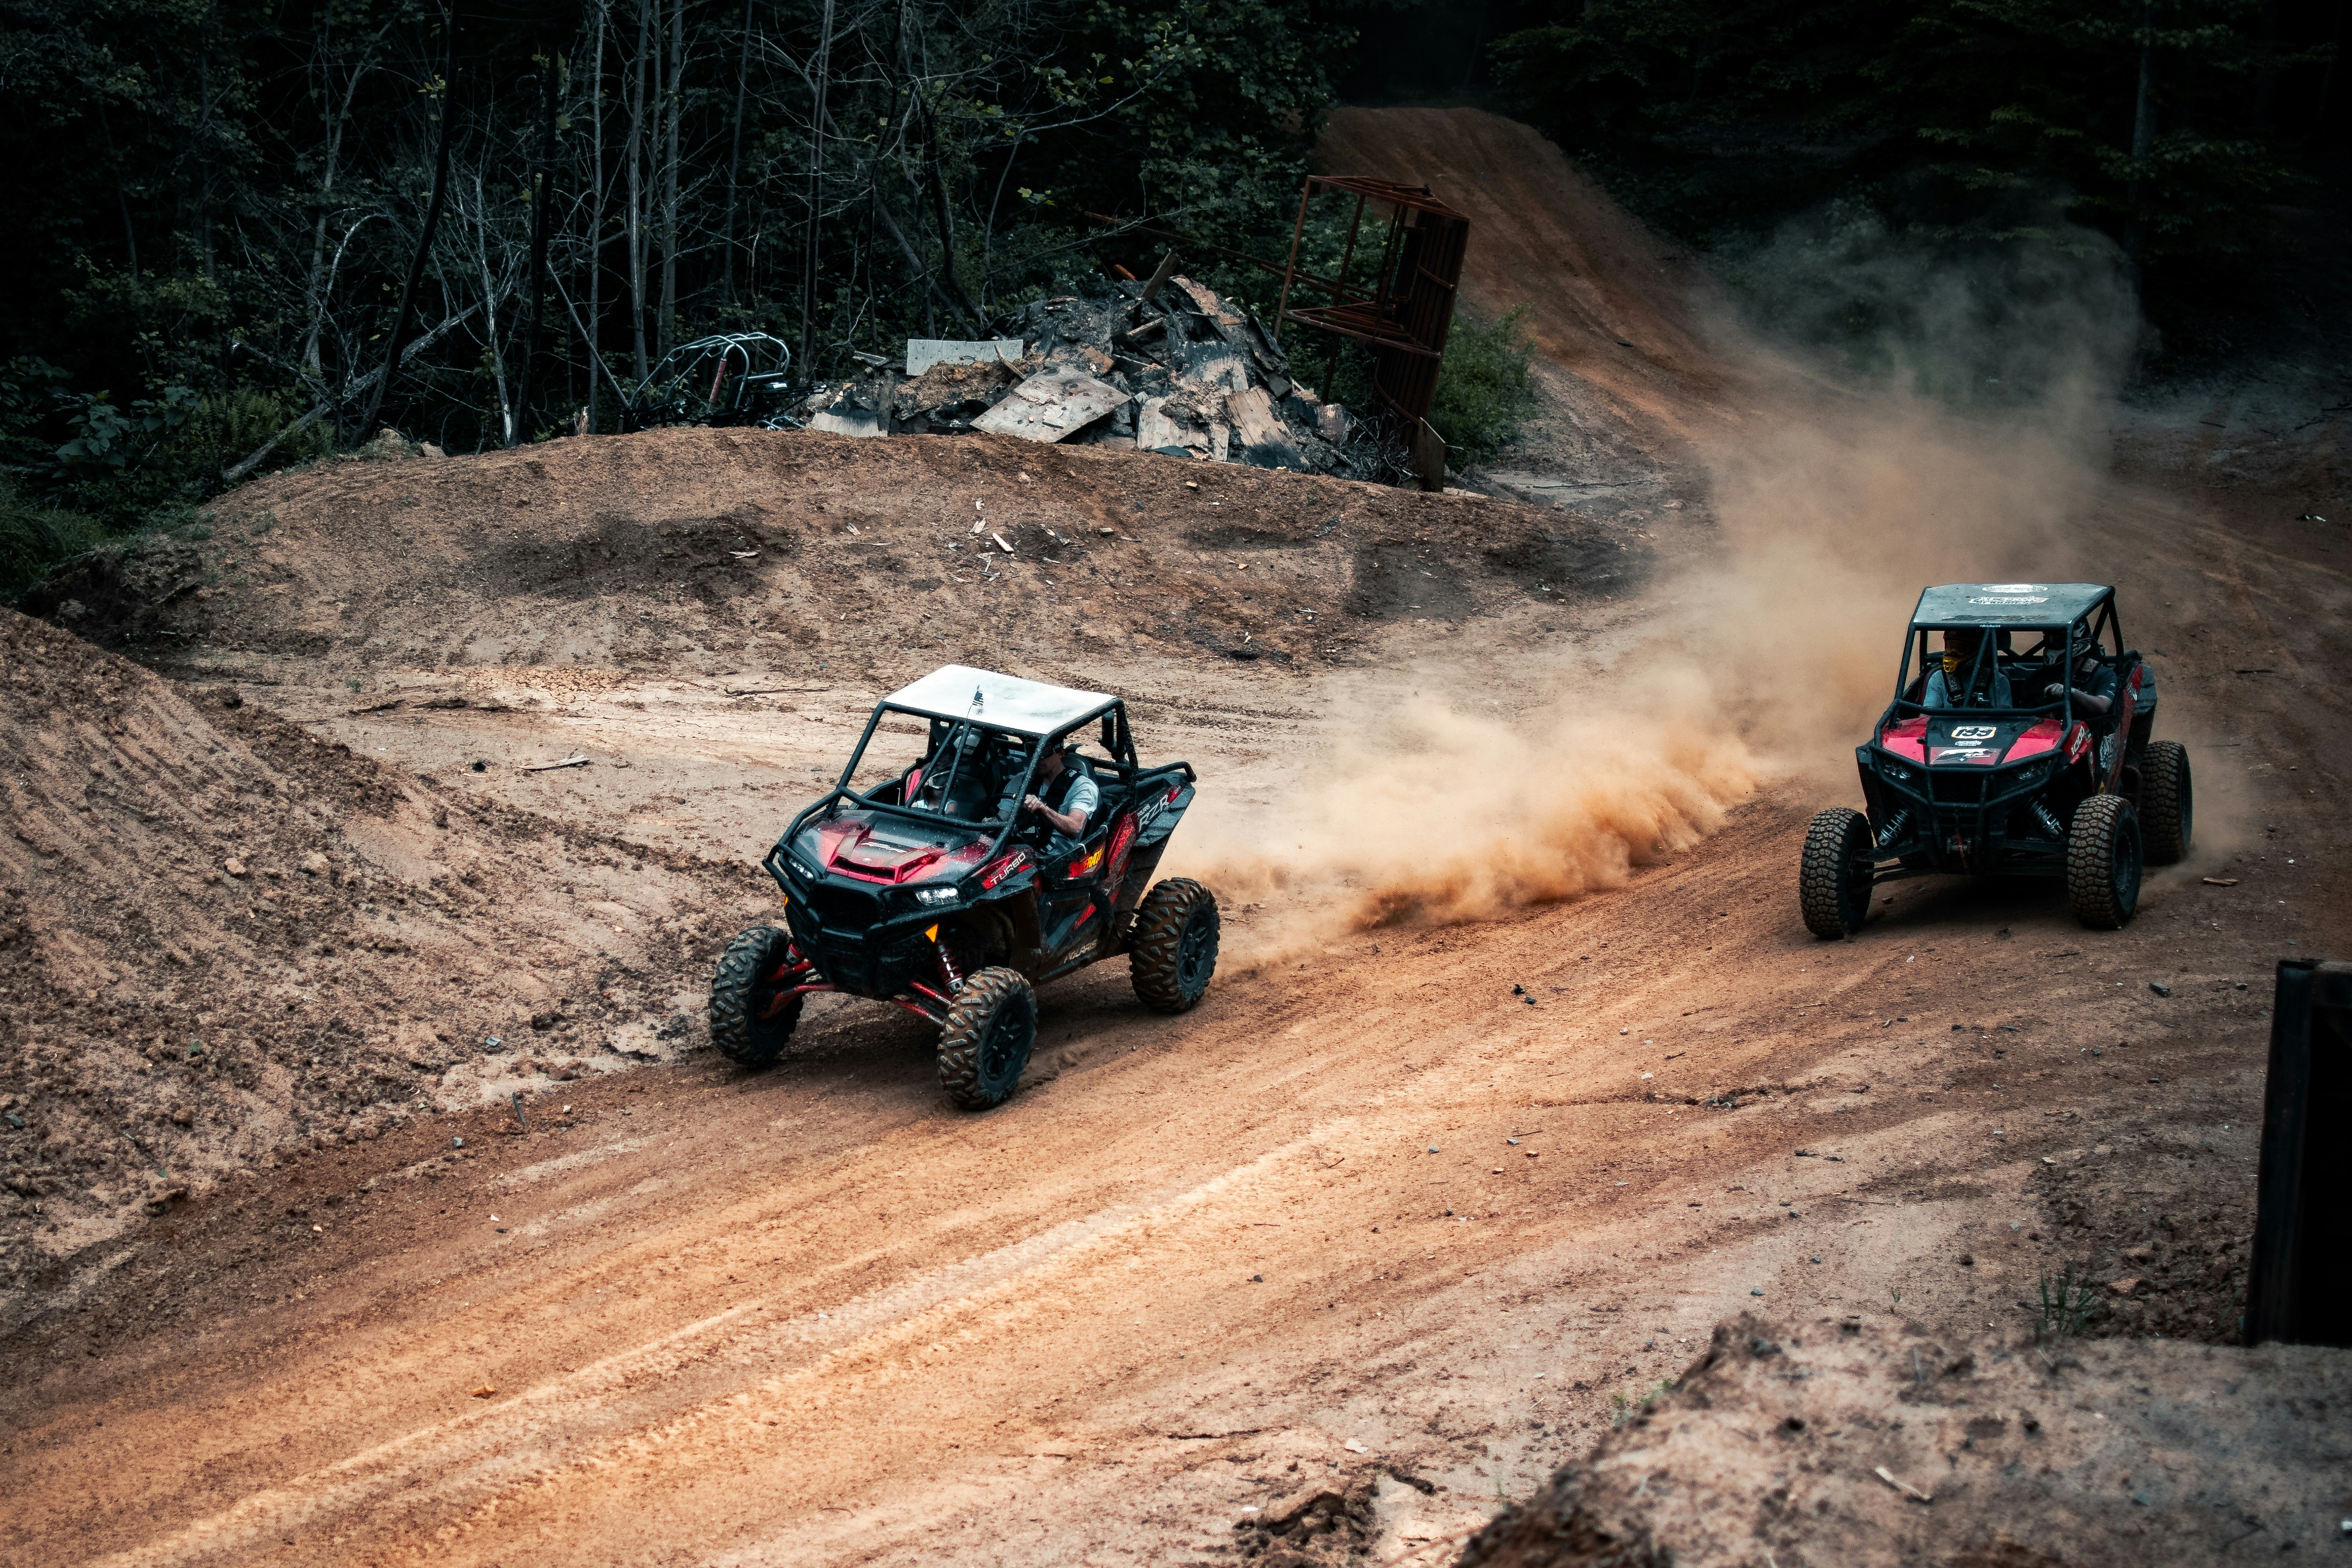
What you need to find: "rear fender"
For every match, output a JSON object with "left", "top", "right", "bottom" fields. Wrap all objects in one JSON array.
[{"left": 1131, "top": 764, "right": 1196, "bottom": 849}]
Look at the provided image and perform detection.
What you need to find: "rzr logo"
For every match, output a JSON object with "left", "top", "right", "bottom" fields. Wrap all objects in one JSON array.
[{"left": 1951, "top": 725, "right": 1996, "bottom": 741}]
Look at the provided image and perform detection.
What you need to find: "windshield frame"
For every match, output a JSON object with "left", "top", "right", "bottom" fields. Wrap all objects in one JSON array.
[
  {"left": 1889, "top": 620, "right": 2082, "bottom": 724},
  {"left": 818, "top": 702, "right": 1044, "bottom": 838}
]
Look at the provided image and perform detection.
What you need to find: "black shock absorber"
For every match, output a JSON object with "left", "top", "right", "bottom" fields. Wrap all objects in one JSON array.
[{"left": 936, "top": 940, "right": 966, "bottom": 995}]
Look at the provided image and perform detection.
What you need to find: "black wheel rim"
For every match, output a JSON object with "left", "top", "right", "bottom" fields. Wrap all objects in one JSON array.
[
  {"left": 975, "top": 997, "right": 1031, "bottom": 1093},
  {"left": 1178, "top": 905, "right": 1218, "bottom": 997},
  {"left": 2112, "top": 813, "right": 2142, "bottom": 915}
]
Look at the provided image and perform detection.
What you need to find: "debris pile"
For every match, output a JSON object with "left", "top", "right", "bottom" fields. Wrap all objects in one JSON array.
[{"left": 797, "top": 276, "right": 1378, "bottom": 478}]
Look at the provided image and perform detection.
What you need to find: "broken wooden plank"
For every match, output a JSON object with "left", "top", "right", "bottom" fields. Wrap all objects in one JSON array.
[
  {"left": 808, "top": 407, "right": 886, "bottom": 438},
  {"left": 970, "top": 368, "right": 1130, "bottom": 444},
  {"left": 1225, "top": 386, "right": 1298, "bottom": 461},
  {"left": 905, "top": 338, "right": 1027, "bottom": 376}
]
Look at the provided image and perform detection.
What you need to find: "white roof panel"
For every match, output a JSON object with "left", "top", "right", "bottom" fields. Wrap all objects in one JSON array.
[{"left": 880, "top": 664, "right": 1115, "bottom": 737}]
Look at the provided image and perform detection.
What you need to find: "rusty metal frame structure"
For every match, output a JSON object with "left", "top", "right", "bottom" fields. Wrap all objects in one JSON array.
[{"left": 1276, "top": 176, "right": 1471, "bottom": 445}]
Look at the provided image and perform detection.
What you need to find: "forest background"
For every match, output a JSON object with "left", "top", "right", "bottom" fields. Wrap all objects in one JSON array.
[{"left": 0, "top": 0, "right": 2340, "bottom": 595}]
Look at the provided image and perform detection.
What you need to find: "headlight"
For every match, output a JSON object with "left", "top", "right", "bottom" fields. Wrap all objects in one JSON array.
[
  {"left": 2009, "top": 760, "right": 2051, "bottom": 788},
  {"left": 787, "top": 854, "right": 820, "bottom": 882},
  {"left": 1880, "top": 759, "right": 1913, "bottom": 784},
  {"left": 914, "top": 885, "right": 959, "bottom": 905}
]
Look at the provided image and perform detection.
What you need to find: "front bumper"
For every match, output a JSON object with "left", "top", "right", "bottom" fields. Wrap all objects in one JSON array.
[{"left": 1859, "top": 747, "right": 2066, "bottom": 875}]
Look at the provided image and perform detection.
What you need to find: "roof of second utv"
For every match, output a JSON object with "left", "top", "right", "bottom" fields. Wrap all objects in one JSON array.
[
  {"left": 879, "top": 664, "right": 1116, "bottom": 737},
  {"left": 1912, "top": 582, "right": 2110, "bottom": 628}
]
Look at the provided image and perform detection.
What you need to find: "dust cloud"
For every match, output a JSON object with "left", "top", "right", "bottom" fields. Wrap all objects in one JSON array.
[{"left": 1175, "top": 217, "right": 2142, "bottom": 955}]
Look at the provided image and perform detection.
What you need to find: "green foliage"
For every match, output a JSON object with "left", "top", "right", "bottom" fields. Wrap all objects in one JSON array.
[
  {"left": 0, "top": 483, "right": 109, "bottom": 602},
  {"left": 1492, "top": 0, "right": 2332, "bottom": 277},
  {"left": 177, "top": 390, "right": 337, "bottom": 477},
  {"left": 2037, "top": 1264, "right": 2102, "bottom": 1337},
  {"left": 1427, "top": 305, "right": 1541, "bottom": 466}
]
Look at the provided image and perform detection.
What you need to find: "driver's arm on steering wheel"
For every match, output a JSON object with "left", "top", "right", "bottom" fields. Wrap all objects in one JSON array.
[
  {"left": 2043, "top": 680, "right": 2112, "bottom": 716},
  {"left": 1021, "top": 795, "right": 1090, "bottom": 836}
]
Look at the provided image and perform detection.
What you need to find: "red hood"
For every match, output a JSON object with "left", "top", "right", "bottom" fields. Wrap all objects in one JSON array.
[{"left": 810, "top": 815, "right": 986, "bottom": 885}]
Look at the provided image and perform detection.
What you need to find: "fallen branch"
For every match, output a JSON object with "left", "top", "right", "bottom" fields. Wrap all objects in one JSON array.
[
  {"left": 346, "top": 697, "right": 405, "bottom": 715},
  {"left": 522, "top": 754, "right": 590, "bottom": 772},
  {"left": 221, "top": 303, "right": 485, "bottom": 484},
  {"left": 723, "top": 685, "right": 829, "bottom": 697}
]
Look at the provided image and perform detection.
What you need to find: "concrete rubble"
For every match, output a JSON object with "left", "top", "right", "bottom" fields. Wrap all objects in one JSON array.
[{"left": 793, "top": 276, "right": 1373, "bottom": 477}]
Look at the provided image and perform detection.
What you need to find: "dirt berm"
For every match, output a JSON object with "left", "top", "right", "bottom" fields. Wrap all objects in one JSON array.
[
  {"left": 0, "top": 608, "right": 752, "bottom": 1319},
  {"left": 28, "top": 427, "right": 1630, "bottom": 679},
  {"left": 1452, "top": 1315, "right": 2352, "bottom": 1567}
]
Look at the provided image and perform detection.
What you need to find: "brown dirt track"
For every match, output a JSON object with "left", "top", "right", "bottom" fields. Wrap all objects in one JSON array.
[{"left": 6, "top": 109, "right": 2351, "bottom": 1567}]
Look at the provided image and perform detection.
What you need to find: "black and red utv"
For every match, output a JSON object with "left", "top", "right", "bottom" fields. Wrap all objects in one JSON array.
[
  {"left": 708, "top": 665, "right": 1218, "bottom": 1108},
  {"left": 1801, "top": 583, "right": 2192, "bottom": 937}
]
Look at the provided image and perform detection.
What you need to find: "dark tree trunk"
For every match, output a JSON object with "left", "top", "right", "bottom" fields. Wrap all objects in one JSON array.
[
  {"left": 363, "top": 9, "right": 460, "bottom": 432},
  {"left": 512, "top": 45, "right": 559, "bottom": 446},
  {"left": 2123, "top": 1, "right": 2158, "bottom": 265},
  {"left": 722, "top": 0, "right": 754, "bottom": 306},
  {"left": 799, "top": 0, "right": 835, "bottom": 373}
]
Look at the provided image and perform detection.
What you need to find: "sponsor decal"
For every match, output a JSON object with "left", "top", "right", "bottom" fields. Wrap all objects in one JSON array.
[
  {"left": 1930, "top": 746, "right": 1997, "bottom": 764},
  {"left": 1984, "top": 583, "right": 2039, "bottom": 593},
  {"left": 2065, "top": 722, "right": 2092, "bottom": 761},
  {"left": 1967, "top": 595, "right": 2048, "bottom": 605},
  {"left": 1951, "top": 724, "right": 1997, "bottom": 741}
]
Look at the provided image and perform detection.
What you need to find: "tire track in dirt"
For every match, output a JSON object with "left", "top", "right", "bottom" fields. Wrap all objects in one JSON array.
[{"left": 11, "top": 112, "right": 2350, "bottom": 1568}]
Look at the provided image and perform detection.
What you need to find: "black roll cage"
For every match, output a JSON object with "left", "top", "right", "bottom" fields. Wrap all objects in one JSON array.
[
  {"left": 780, "top": 697, "right": 1141, "bottom": 864},
  {"left": 1886, "top": 595, "right": 2125, "bottom": 732}
]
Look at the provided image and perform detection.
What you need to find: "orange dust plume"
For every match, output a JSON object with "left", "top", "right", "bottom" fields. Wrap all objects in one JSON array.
[{"left": 1175, "top": 674, "right": 1758, "bottom": 954}]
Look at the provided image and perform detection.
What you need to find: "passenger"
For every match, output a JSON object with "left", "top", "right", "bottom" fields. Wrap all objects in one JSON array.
[
  {"left": 919, "top": 727, "right": 996, "bottom": 819},
  {"left": 1923, "top": 629, "right": 2013, "bottom": 709},
  {"left": 1021, "top": 742, "right": 1099, "bottom": 849}
]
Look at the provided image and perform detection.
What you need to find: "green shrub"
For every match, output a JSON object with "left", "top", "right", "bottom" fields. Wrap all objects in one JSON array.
[
  {"left": 179, "top": 389, "right": 335, "bottom": 477},
  {"left": 1426, "top": 304, "right": 1541, "bottom": 467},
  {"left": 0, "top": 484, "right": 109, "bottom": 602}
]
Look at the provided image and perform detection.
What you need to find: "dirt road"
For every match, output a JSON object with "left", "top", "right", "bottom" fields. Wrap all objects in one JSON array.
[{"left": 7, "top": 115, "right": 2350, "bottom": 1568}]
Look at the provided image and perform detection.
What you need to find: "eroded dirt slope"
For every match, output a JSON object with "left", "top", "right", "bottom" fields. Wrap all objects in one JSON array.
[{"left": 0, "top": 609, "right": 752, "bottom": 1322}]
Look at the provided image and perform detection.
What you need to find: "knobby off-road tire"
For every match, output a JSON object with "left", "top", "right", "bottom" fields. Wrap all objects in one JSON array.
[
  {"left": 2067, "top": 794, "right": 2143, "bottom": 930},
  {"left": 2139, "top": 740, "right": 2193, "bottom": 865},
  {"left": 709, "top": 925, "right": 805, "bottom": 1067},
  {"left": 1130, "top": 877, "right": 1220, "bottom": 1012},
  {"left": 936, "top": 967, "right": 1037, "bottom": 1110},
  {"left": 1798, "top": 808, "right": 1875, "bottom": 939}
]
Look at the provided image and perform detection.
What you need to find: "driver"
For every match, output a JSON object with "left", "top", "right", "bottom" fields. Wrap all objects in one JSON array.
[
  {"left": 2044, "top": 647, "right": 2118, "bottom": 718},
  {"left": 1021, "top": 742, "right": 1099, "bottom": 846},
  {"left": 1923, "top": 629, "right": 2012, "bottom": 709}
]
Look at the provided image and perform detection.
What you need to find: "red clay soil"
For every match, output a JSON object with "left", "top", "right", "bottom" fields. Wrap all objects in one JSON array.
[{"left": 2, "top": 110, "right": 2347, "bottom": 1568}]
